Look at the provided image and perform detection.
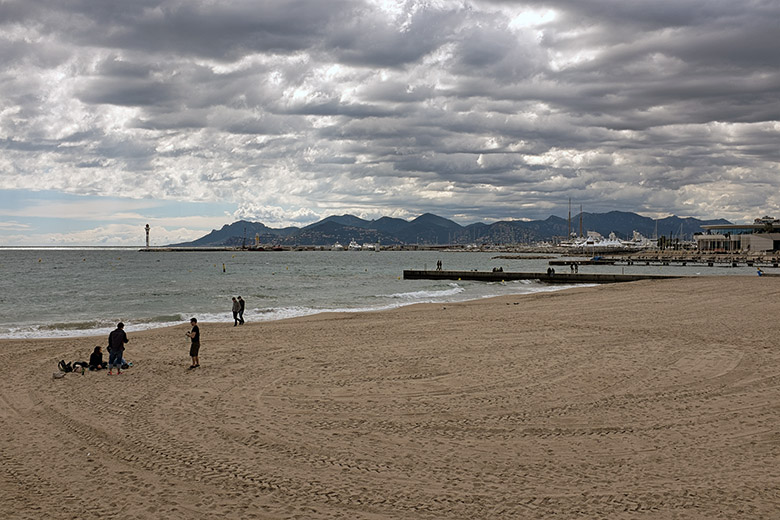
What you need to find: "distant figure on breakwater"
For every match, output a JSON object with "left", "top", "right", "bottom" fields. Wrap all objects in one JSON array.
[{"left": 436, "top": 260, "right": 442, "bottom": 271}]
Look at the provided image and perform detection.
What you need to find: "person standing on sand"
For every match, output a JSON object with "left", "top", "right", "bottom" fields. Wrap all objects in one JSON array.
[
  {"left": 231, "top": 297, "right": 240, "bottom": 326},
  {"left": 237, "top": 296, "right": 245, "bottom": 325},
  {"left": 107, "top": 322, "right": 128, "bottom": 375},
  {"left": 185, "top": 318, "right": 200, "bottom": 369}
]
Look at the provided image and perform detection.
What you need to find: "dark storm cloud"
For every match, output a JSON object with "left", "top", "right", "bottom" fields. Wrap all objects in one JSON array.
[
  {"left": 78, "top": 78, "right": 179, "bottom": 107},
  {"left": 327, "top": 4, "right": 462, "bottom": 67},
  {"left": 1, "top": 0, "right": 780, "bottom": 230}
]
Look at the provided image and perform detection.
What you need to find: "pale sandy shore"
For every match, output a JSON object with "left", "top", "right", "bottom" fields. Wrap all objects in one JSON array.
[{"left": 2, "top": 276, "right": 780, "bottom": 519}]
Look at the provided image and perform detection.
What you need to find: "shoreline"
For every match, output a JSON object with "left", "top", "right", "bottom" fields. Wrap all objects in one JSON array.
[
  {"left": 0, "top": 279, "right": 588, "bottom": 341},
  {"left": 3, "top": 276, "right": 780, "bottom": 518}
]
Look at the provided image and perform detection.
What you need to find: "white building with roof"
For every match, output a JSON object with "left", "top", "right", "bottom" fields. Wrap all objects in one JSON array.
[{"left": 695, "top": 216, "right": 780, "bottom": 252}]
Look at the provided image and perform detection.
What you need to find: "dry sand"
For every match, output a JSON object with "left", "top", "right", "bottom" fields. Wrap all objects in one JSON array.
[{"left": 2, "top": 276, "right": 780, "bottom": 519}]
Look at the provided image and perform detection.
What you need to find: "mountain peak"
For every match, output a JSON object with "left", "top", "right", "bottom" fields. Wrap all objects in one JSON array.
[{"left": 167, "top": 211, "right": 730, "bottom": 247}]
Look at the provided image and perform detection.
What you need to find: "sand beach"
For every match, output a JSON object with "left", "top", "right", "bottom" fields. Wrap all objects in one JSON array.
[{"left": 2, "top": 276, "right": 780, "bottom": 519}]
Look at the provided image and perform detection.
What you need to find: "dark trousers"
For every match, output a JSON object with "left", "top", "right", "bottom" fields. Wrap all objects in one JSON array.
[{"left": 108, "top": 349, "right": 123, "bottom": 369}]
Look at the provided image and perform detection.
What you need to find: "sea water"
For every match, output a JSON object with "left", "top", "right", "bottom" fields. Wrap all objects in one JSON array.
[{"left": 0, "top": 248, "right": 761, "bottom": 339}]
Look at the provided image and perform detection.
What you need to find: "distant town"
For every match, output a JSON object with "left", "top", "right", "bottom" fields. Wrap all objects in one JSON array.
[{"left": 141, "top": 211, "right": 780, "bottom": 257}]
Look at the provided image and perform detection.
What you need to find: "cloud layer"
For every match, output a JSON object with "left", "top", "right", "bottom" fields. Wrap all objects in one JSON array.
[{"left": 2, "top": 0, "right": 779, "bottom": 234}]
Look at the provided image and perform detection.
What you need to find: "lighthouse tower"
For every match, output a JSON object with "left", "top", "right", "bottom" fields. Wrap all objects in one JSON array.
[{"left": 145, "top": 224, "right": 150, "bottom": 248}]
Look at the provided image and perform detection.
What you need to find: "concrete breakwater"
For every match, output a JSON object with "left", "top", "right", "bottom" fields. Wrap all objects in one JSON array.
[{"left": 403, "top": 269, "right": 686, "bottom": 284}]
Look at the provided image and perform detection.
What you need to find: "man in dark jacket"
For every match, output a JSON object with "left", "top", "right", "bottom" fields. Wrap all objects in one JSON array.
[
  {"left": 237, "top": 296, "right": 245, "bottom": 325},
  {"left": 232, "top": 297, "right": 240, "bottom": 326},
  {"left": 107, "top": 322, "right": 129, "bottom": 375}
]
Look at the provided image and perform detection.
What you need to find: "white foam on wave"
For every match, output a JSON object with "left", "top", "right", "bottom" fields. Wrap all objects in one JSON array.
[
  {"left": 0, "top": 319, "right": 192, "bottom": 340},
  {"left": 384, "top": 283, "right": 465, "bottom": 300},
  {"left": 0, "top": 282, "right": 596, "bottom": 340}
]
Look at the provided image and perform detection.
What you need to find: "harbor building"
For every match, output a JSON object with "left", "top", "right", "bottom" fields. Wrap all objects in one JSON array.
[{"left": 695, "top": 216, "right": 780, "bottom": 252}]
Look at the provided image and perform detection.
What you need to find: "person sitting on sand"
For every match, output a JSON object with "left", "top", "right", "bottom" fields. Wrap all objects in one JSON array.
[{"left": 89, "top": 346, "right": 107, "bottom": 370}]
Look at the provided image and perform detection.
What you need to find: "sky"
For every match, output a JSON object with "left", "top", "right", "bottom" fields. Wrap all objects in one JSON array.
[{"left": 1, "top": 0, "right": 779, "bottom": 245}]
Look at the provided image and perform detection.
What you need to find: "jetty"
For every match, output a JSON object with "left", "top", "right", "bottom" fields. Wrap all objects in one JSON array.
[
  {"left": 138, "top": 247, "right": 291, "bottom": 252},
  {"left": 551, "top": 253, "right": 780, "bottom": 269},
  {"left": 549, "top": 258, "right": 616, "bottom": 266},
  {"left": 403, "top": 270, "right": 686, "bottom": 284}
]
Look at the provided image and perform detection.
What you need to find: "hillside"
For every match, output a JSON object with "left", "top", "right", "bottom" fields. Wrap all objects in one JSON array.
[{"left": 168, "top": 212, "right": 730, "bottom": 247}]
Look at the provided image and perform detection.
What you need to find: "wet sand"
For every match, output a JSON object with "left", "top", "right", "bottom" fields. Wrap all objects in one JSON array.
[{"left": 2, "top": 276, "right": 779, "bottom": 519}]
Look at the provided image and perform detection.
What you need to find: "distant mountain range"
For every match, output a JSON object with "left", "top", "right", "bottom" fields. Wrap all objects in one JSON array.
[{"left": 168, "top": 211, "right": 731, "bottom": 247}]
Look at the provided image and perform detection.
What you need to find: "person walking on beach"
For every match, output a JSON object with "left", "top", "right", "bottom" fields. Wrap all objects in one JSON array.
[
  {"left": 185, "top": 318, "right": 200, "bottom": 369},
  {"left": 107, "top": 322, "right": 128, "bottom": 375},
  {"left": 237, "top": 296, "right": 245, "bottom": 325},
  {"left": 232, "top": 297, "right": 240, "bottom": 326}
]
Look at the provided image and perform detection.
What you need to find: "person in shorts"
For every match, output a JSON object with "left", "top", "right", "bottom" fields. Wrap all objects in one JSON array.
[{"left": 185, "top": 318, "right": 200, "bottom": 369}]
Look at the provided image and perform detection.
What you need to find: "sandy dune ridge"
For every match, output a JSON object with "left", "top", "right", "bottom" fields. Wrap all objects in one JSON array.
[{"left": 2, "top": 276, "right": 780, "bottom": 519}]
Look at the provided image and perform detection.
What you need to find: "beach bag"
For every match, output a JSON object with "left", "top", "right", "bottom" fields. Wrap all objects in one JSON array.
[{"left": 58, "top": 360, "right": 73, "bottom": 373}]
